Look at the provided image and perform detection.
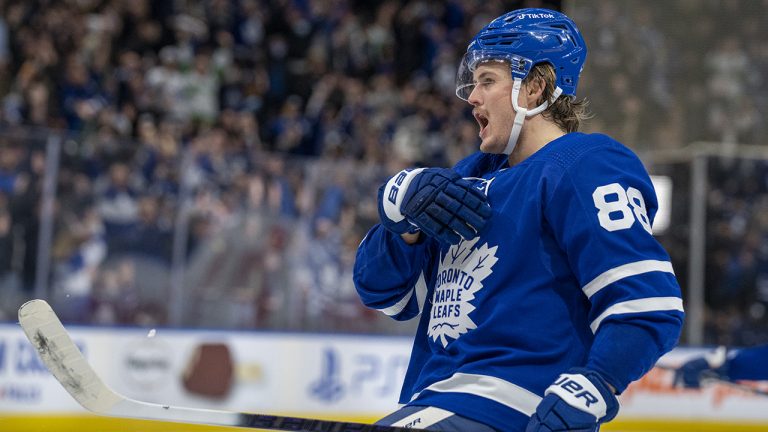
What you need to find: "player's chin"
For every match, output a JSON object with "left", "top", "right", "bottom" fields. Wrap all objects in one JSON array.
[{"left": 478, "top": 137, "right": 505, "bottom": 154}]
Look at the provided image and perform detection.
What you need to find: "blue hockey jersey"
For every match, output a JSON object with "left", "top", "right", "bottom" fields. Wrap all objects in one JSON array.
[
  {"left": 725, "top": 344, "right": 768, "bottom": 381},
  {"left": 354, "top": 133, "right": 684, "bottom": 430}
]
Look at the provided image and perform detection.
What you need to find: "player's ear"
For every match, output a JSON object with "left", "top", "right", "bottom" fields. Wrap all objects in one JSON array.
[{"left": 527, "top": 76, "right": 546, "bottom": 104}]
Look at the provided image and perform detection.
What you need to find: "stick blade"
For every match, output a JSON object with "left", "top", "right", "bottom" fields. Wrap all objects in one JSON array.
[{"left": 18, "top": 299, "right": 122, "bottom": 413}]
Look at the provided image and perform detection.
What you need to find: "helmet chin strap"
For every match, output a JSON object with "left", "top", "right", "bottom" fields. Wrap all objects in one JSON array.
[{"left": 503, "top": 78, "right": 563, "bottom": 155}]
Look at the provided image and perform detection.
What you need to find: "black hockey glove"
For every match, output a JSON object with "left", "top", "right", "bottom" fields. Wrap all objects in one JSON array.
[{"left": 378, "top": 168, "right": 492, "bottom": 244}]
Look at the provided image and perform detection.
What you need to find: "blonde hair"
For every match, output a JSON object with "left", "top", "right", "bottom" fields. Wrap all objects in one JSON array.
[{"left": 523, "top": 63, "right": 590, "bottom": 133}]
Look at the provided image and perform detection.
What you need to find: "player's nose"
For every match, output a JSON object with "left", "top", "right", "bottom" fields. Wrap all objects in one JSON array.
[{"left": 467, "top": 86, "right": 482, "bottom": 106}]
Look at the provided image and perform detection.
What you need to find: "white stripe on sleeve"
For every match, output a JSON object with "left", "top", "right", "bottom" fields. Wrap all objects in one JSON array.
[
  {"left": 590, "top": 296, "right": 684, "bottom": 333},
  {"left": 582, "top": 260, "right": 675, "bottom": 299}
]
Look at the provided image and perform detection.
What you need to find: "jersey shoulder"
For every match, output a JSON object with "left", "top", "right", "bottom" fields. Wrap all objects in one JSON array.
[
  {"left": 541, "top": 132, "right": 659, "bottom": 226},
  {"left": 538, "top": 132, "right": 641, "bottom": 172}
]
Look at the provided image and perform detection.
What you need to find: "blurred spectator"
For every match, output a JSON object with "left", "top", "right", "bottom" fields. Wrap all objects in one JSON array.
[
  {"left": 111, "top": 195, "right": 173, "bottom": 263},
  {"left": 0, "top": 195, "right": 21, "bottom": 320},
  {"left": 59, "top": 55, "right": 109, "bottom": 131},
  {"left": 97, "top": 161, "right": 140, "bottom": 240},
  {"left": 175, "top": 47, "right": 220, "bottom": 123},
  {"left": 0, "top": 196, "right": 13, "bottom": 279},
  {"left": 51, "top": 203, "right": 107, "bottom": 322}
]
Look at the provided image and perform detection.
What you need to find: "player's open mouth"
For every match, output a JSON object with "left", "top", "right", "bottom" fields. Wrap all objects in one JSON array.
[{"left": 474, "top": 111, "right": 489, "bottom": 137}]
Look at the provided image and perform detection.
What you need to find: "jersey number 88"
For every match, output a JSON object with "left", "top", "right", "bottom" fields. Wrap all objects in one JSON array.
[{"left": 592, "top": 183, "right": 652, "bottom": 234}]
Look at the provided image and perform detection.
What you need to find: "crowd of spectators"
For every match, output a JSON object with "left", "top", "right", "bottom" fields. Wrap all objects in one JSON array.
[
  {"left": 574, "top": 0, "right": 768, "bottom": 151},
  {"left": 0, "top": 0, "right": 767, "bottom": 341},
  {"left": 700, "top": 156, "right": 768, "bottom": 346}
]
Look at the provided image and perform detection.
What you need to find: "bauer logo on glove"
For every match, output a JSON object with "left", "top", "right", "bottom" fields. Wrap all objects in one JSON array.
[
  {"left": 387, "top": 170, "right": 412, "bottom": 205},
  {"left": 526, "top": 368, "right": 619, "bottom": 432},
  {"left": 549, "top": 373, "right": 607, "bottom": 417},
  {"left": 378, "top": 168, "right": 492, "bottom": 245}
]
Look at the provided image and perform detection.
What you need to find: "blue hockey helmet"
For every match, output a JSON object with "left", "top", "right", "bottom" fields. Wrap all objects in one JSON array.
[{"left": 456, "top": 8, "right": 587, "bottom": 100}]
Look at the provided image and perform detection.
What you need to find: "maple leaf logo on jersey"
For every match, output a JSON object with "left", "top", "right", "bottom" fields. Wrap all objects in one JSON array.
[{"left": 427, "top": 237, "right": 498, "bottom": 348}]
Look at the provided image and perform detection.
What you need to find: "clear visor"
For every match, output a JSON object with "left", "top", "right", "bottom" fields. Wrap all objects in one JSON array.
[{"left": 455, "top": 50, "right": 534, "bottom": 100}]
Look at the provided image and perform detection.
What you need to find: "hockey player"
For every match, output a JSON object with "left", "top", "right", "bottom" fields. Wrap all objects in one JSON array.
[
  {"left": 353, "top": 8, "right": 684, "bottom": 432},
  {"left": 674, "top": 344, "right": 768, "bottom": 389}
]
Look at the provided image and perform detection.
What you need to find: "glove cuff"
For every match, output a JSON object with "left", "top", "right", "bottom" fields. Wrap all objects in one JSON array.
[
  {"left": 544, "top": 368, "right": 618, "bottom": 422},
  {"left": 381, "top": 168, "right": 425, "bottom": 223}
]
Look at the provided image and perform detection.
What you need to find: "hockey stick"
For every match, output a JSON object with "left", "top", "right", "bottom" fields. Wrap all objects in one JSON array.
[
  {"left": 655, "top": 362, "right": 768, "bottom": 396},
  {"left": 18, "top": 299, "right": 422, "bottom": 432}
]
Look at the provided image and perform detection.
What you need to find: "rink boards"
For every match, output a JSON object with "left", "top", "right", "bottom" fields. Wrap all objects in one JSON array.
[{"left": 1, "top": 324, "right": 767, "bottom": 431}]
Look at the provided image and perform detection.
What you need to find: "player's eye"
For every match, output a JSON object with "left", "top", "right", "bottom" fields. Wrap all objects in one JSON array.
[{"left": 480, "top": 79, "right": 494, "bottom": 87}]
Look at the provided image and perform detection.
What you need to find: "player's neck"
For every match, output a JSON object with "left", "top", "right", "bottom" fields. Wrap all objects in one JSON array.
[{"left": 507, "top": 118, "right": 566, "bottom": 166}]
